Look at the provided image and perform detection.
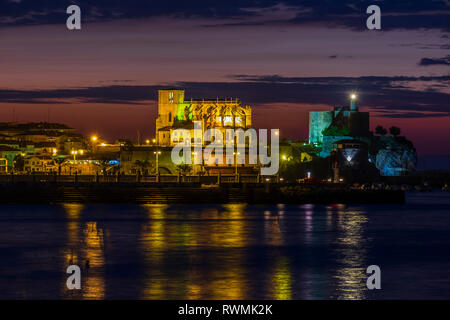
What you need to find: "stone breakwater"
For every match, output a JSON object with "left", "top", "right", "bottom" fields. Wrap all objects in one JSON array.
[{"left": 0, "top": 183, "right": 405, "bottom": 204}]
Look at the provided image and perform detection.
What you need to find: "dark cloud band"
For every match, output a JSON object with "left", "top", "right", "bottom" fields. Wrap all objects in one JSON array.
[
  {"left": 0, "top": 0, "right": 449, "bottom": 31},
  {"left": 1, "top": 74, "right": 448, "bottom": 119}
]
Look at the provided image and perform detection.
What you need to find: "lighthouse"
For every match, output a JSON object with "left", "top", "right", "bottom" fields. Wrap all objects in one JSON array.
[{"left": 350, "top": 93, "right": 357, "bottom": 111}]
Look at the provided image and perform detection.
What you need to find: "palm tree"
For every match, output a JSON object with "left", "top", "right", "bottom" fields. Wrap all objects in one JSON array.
[
  {"left": 134, "top": 159, "right": 152, "bottom": 175},
  {"left": 99, "top": 158, "right": 110, "bottom": 175},
  {"left": 176, "top": 164, "right": 192, "bottom": 175},
  {"left": 13, "top": 154, "right": 25, "bottom": 172},
  {"left": 53, "top": 157, "right": 67, "bottom": 175}
]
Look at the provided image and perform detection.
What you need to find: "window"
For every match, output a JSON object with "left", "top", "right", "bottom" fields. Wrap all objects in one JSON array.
[
  {"left": 224, "top": 116, "right": 233, "bottom": 126},
  {"left": 169, "top": 92, "right": 174, "bottom": 103},
  {"left": 169, "top": 112, "right": 172, "bottom": 122}
]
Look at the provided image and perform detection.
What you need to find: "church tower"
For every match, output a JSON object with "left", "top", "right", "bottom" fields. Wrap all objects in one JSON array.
[{"left": 156, "top": 89, "right": 185, "bottom": 145}]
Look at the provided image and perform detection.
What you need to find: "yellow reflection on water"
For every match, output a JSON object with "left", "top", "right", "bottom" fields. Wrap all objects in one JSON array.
[
  {"left": 206, "top": 204, "right": 247, "bottom": 299},
  {"left": 209, "top": 204, "right": 247, "bottom": 248},
  {"left": 187, "top": 284, "right": 202, "bottom": 300},
  {"left": 139, "top": 204, "right": 249, "bottom": 299},
  {"left": 61, "top": 204, "right": 83, "bottom": 298},
  {"left": 141, "top": 204, "right": 168, "bottom": 250},
  {"left": 63, "top": 204, "right": 83, "bottom": 266},
  {"left": 222, "top": 203, "right": 247, "bottom": 212},
  {"left": 82, "top": 222, "right": 105, "bottom": 299},
  {"left": 61, "top": 204, "right": 105, "bottom": 300},
  {"left": 140, "top": 204, "right": 168, "bottom": 299},
  {"left": 333, "top": 209, "right": 368, "bottom": 300},
  {"left": 272, "top": 256, "right": 292, "bottom": 300}
]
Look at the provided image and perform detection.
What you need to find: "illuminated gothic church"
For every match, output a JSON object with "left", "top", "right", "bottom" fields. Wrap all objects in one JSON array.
[{"left": 156, "top": 89, "right": 252, "bottom": 146}]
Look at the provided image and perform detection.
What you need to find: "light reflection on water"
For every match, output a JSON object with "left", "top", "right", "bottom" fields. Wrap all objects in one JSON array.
[
  {"left": 56, "top": 202, "right": 368, "bottom": 300},
  {"left": 332, "top": 209, "right": 368, "bottom": 300},
  {"left": 2, "top": 193, "right": 450, "bottom": 299},
  {"left": 61, "top": 204, "right": 105, "bottom": 299}
]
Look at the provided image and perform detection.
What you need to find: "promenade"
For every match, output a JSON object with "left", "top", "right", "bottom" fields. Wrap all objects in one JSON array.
[{"left": 0, "top": 174, "right": 405, "bottom": 205}]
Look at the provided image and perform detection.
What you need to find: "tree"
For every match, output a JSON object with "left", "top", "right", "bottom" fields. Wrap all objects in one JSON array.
[
  {"left": 53, "top": 157, "right": 67, "bottom": 175},
  {"left": 389, "top": 126, "right": 401, "bottom": 137},
  {"left": 13, "top": 154, "right": 25, "bottom": 172},
  {"left": 134, "top": 159, "right": 152, "bottom": 175},
  {"left": 322, "top": 125, "right": 350, "bottom": 137},
  {"left": 176, "top": 164, "right": 192, "bottom": 175},
  {"left": 375, "top": 125, "right": 387, "bottom": 136}
]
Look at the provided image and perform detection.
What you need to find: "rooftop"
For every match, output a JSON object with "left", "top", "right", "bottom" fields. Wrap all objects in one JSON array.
[{"left": 0, "top": 122, "right": 73, "bottom": 132}]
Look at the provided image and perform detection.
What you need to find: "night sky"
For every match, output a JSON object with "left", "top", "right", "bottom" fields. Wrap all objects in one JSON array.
[{"left": 0, "top": 0, "right": 449, "bottom": 168}]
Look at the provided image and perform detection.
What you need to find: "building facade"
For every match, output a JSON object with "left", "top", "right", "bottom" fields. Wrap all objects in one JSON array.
[
  {"left": 156, "top": 89, "right": 252, "bottom": 147},
  {"left": 308, "top": 97, "right": 370, "bottom": 157}
]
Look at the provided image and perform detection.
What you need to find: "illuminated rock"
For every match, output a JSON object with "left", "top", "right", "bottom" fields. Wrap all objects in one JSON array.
[{"left": 374, "top": 136, "right": 417, "bottom": 176}]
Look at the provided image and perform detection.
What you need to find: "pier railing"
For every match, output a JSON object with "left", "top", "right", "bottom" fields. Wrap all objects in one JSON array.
[{"left": 0, "top": 173, "right": 279, "bottom": 184}]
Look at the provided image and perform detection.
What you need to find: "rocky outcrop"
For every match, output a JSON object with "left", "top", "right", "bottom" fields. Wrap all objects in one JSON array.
[{"left": 372, "top": 136, "right": 417, "bottom": 176}]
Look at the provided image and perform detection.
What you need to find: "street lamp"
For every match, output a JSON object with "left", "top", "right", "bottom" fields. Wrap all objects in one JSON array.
[
  {"left": 233, "top": 152, "right": 240, "bottom": 175},
  {"left": 145, "top": 139, "right": 150, "bottom": 145},
  {"left": 71, "top": 150, "right": 83, "bottom": 160},
  {"left": 154, "top": 151, "right": 161, "bottom": 175},
  {"left": 71, "top": 150, "right": 78, "bottom": 161},
  {"left": 91, "top": 136, "right": 98, "bottom": 153},
  {"left": 192, "top": 152, "right": 197, "bottom": 173}
]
